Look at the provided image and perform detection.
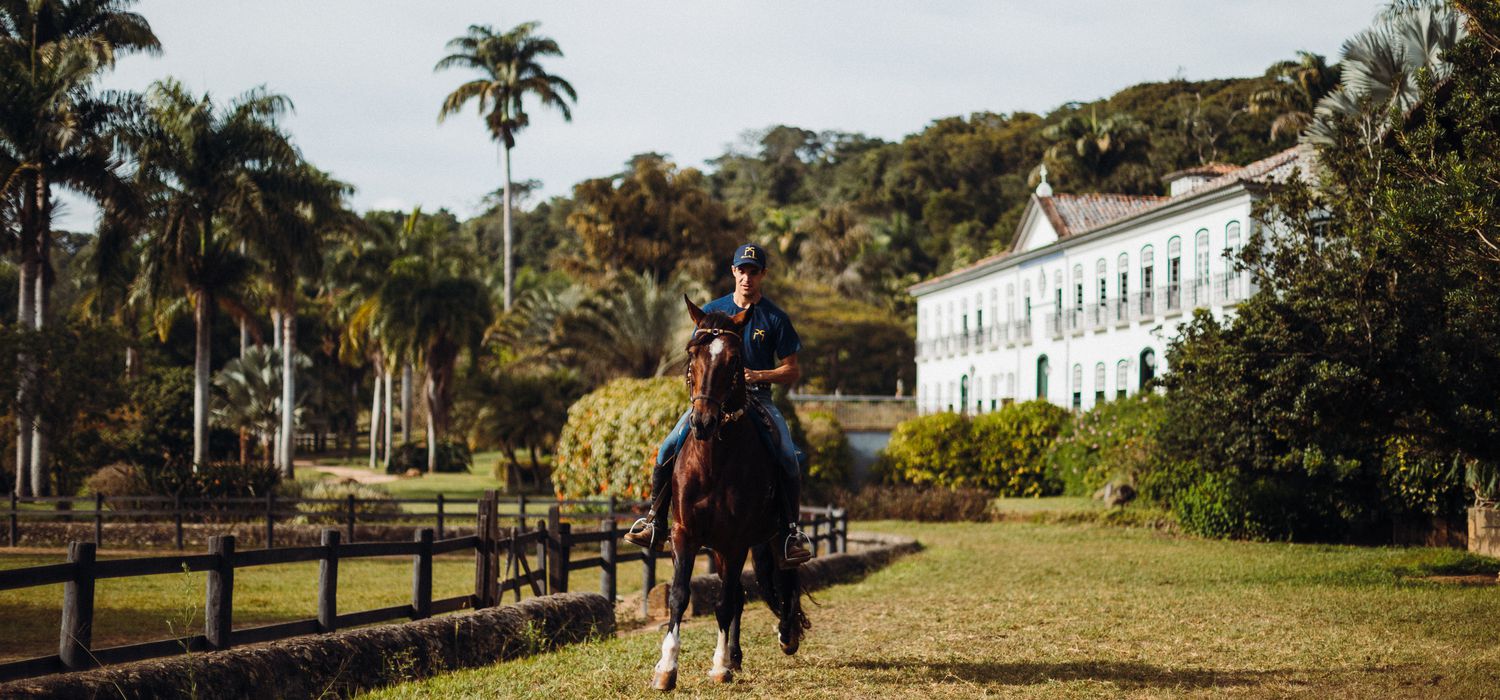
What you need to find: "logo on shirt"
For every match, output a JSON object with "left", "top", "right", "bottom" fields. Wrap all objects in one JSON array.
[{"left": 752, "top": 328, "right": 766, "bottom": 342}]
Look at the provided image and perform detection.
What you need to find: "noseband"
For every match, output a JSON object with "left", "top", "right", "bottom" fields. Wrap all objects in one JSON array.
[{"left": 685, "top": 327, "right": 747, "bottom": 429}]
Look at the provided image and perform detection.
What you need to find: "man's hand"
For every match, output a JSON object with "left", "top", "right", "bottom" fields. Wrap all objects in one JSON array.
[{"left": 746, "top": 354, "right": 800, "bottom": 386}]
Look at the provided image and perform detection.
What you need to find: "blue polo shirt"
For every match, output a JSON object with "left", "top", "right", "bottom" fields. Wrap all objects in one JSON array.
[{"left": 702, "top": 294, "right": 801, "bottom": 372}]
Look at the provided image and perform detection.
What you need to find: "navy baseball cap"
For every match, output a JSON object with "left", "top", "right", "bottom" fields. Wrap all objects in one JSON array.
[{"left": 732, "top": 243, "right": 767, "bottom": 269}]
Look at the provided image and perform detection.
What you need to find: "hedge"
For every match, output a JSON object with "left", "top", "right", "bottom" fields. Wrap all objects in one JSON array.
[
  {"left": 880, "top": 401, "right": 1069, "bottom": 496},
  {"left": 552, "top": 377, "right": 686, "bottom": 500}
]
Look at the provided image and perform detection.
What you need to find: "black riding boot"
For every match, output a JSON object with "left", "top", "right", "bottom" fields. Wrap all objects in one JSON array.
[
  {"left": 625, "top": 456, "right": 674, "bottom": 552},
  {"left": 776, "top": 464, "right": 813, "bottom": 569}
]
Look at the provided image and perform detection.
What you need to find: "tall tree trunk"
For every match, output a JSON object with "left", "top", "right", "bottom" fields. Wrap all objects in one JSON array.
[
  {"left": 271, "top": 308, "right": 282, "bottom": 466},
  {"left": 368, "top": 368, "right": 383, "bottom": 471},
  {"left": 279, "top": 303, "right": 296, "bottom": 479},
  {"left": 382, "top": 366, "right": 394, "bottom": 470},
  {"left": 30, "top": 265, "right": 48, "bottom": 496},
  {"left": 238, "top": 242, "right": 248, "bottom": 357},
  {"left": 192, "top": 288, "right": 212, "bottom": 469},
  {"left": 425, "top": 378, "right": 438, "bottom": 474},
  {"left": 502, "top": 144, "right": 513, "bottom": 311},
  {"left": 13, "top": 260, "right": 34, "bottom": 497},
  {"left": 400, "top": 363, "right": 413, "bottom": 443}
]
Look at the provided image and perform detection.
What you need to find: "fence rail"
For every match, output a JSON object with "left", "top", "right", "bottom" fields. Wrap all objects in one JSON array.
[{"left": 0, "top": 492, "right": 847, "bottom": 684}]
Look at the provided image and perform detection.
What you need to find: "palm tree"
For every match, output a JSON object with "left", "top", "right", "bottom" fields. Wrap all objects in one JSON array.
[
  {"left": 567, "top": 271, "right": 704, "bottom": 381},
  {"left": 122, "top": 78, "right": 303, "bottom": 468},
  {"left": 1041, "top": 107, "right": 1150, "bottom": 185},
  {"left": 1250, "top": 51, "right": 1340, "bottom": 141},
  {"left": 211, "top": 345, "right": 308, "bottom": 465},
  {"left": 1306, "top": 3, "right": 1469, "bottom": 147},
  {"left": 436, "top": 20, "right": 576, "bottom": 311},
  {"left": 244, "top": 161, "right": 353, "bottom": 477},
  {"left": 0, "top": 0, "right": 158, "bottom": 495}
]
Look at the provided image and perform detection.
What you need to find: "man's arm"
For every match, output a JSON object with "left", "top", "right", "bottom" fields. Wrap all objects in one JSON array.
[{"left": 747, "top": 353, "right": 800, "bottom": 387}]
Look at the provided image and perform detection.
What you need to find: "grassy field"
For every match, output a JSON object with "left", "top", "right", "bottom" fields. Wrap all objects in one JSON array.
[{"left": 363, "top": 520, "right": 1500, "bottom": 699}]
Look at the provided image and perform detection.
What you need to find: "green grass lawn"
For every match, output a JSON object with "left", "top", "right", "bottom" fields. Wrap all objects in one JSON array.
[{"left": 363, "top": 520, "right": 1500, "bottom": 699}]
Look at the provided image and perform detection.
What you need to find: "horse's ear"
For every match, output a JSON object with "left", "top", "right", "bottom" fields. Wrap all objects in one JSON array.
[
  {"left": 729, "top": 308, "right": 750, "bottom": 329},
  {"left": 684, "top": 294, "right": 706, "bottom": 325}
]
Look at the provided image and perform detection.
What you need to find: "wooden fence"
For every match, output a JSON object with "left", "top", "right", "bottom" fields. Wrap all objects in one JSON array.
[{"left": 0, "top": 492, "right": 847, "bottom": 683}]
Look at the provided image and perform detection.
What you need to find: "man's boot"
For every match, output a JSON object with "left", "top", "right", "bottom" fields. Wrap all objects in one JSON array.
[
  {"left": 625, "top": 456, "right": 674, "bottom": 552},
  {"left": 776, "top": 466, "right": 813, "bottom": 570}
]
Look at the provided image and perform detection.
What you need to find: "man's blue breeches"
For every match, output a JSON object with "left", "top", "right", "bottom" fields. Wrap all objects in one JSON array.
[{"left": 656, "top": 392, "right": 804, "bottom": 479}]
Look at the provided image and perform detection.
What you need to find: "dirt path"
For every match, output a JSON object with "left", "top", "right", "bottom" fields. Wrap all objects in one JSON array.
[{"left": 305, "top": 463, "right": 399, "bottom": 485}]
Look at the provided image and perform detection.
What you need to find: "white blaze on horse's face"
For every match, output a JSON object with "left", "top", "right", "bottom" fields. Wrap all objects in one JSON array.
[{"left": 709, "top": 336, "right": 726, "bottom": 361}]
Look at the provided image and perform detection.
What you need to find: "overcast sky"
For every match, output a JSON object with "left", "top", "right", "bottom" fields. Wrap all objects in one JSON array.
[{"left": 54, "top": 0, "right": 1388, "bottom": 231}]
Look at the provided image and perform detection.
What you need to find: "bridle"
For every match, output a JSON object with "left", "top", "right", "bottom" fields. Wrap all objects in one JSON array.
[{"left": 684, "top": 326, "right": 747, "bottom": 429}]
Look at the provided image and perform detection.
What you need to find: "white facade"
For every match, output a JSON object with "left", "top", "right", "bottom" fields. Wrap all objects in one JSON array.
[{"left": 910, "top": 149, "right": 1308, "bottom": 414}]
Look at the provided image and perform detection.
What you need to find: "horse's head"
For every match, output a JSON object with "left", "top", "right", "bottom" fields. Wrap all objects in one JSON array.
[{"left": 683, "top": 295, "right": 750, "bottom": 440}]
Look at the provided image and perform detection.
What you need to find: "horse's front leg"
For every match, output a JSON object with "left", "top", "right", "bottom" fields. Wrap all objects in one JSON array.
[
  {"left": 709, "top": 549, "right": 748, "bottom": 683},
  {"left": 652, "top": 531, "right": 696, "bottom": 692}
]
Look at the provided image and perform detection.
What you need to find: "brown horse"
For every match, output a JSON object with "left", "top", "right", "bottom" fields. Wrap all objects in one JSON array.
[{"left": 651, "top": 297, "right": 808, "bottom": 691}]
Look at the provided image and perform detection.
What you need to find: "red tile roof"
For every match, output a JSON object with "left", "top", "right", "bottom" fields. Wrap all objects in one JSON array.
[
  {"left": 1038, "top": 193, "right": 1168, "bottom": 239},
  {"left": 909, "top": 146, "right": 1316, "bottom": 294}
]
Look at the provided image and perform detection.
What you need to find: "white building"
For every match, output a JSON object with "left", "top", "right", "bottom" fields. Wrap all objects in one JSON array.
[{"left": 910, "top": 146, "right": 1312, "bottom": 414}]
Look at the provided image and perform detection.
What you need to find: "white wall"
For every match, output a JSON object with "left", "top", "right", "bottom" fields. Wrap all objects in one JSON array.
[{"left": 915, "top": 190, "right": 1257, "bottom": 414}]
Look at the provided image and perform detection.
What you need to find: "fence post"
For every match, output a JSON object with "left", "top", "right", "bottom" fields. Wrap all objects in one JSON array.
[
  {"left": 345, "top": 494, "right": 356, "bottom": 543},
  {"left": 264, "top": 492, "right": 275, "bottom": 549},
  {"left": 472, "top": 493, "right": 490, "bottom": 608},
  {"left": 534, "top": 518, "right": 547, "bottom": 592},
  {"left": 59, "top": 541, "right": 97, "bottom": 669},
  {"left": 600, "top": 518, "right": 616, "bottom": 602},
  {"left": 547, "top": 505, "right": 571, "bottom": 594},
  {"left": 412, "top": 528, "right": 433, "bottom": 620},
  {"left": 517, "top": 494, "right": 527, "bottom": 529},
  {"left": 173, "top": 494, "right": 184, "bottom": 551},
  {"left": 206, "top": 535, "right": 235, "bottom": 650},
  {"left": 483, "top": 490, "right": 500, "bottom": 606},
  {"left": 435, "top": 493, "right": 445, "bottom": 540},
  {"left": 318, "top": 529, "right": 340, "bottom": 632},
  {"left": 93, "top": 493, "right": 104, "bottom": 547},
  {"left": 9, "top": 492, "right": 17, "bottom": 546},
  {"left": 838, "top": 508, "right": 848, "bottom": 553}
]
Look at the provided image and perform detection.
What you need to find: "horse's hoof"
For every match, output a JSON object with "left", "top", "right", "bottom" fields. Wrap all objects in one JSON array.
[
  {"left": 651, "top": 669, "right": 678, "bottom": 691},
  {"left": 708, "top": 668, "right": 733, "bottom": 684},
  {"left": 779, "top": 632, "right": 801, "bottom": 656}
]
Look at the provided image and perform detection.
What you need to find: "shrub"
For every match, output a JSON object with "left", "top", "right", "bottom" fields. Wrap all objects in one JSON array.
[
  {"left": 87, "top": 461, "right": 283, "bottom": 503},
  {"left": 971, "top": 401, "right": 1070, "bottom": 496},
  {"left": 553, "top": 377, "right": 687, "bottom": 500},
  {"left": 800, "top": 410, "right": 852, "bottom": 488},
  {"left": 828, "top": 485, "right": 993, "bottom": 522},
  {"left": 296, "top": 481, "right": 402, "bottom": 523},
  {"left": 1379, "top": 436, "right": 1467, "bottom": 519},
  {"left": 1047, "top": 393, "right": 1167, "bottom": 497},
  {"left": 385, "top": 441, "right": 473, "bottom": 474},
  {"left": 877, "top": 412, "right": 975, "bottom": 487},
  {"left": 882, "top": 402, "right": 1069, "bottom": 496}
]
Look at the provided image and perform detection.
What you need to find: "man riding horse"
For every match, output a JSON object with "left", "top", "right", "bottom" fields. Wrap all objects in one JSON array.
[{"left": 626, "top": 243, "right": 815, "bottom": 568}]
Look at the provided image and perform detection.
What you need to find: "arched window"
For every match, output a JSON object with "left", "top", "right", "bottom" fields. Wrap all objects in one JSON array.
[
  {"left": 1036, "top": 355, "right": 1050, "bottom": 400},
  {"left": 1094, "top": 362, "right": 1106, "bottom": 405},
  {"left": 1116, "top": 252, "right": 1129, "bottom": 321},
  {"left": 1194, "top": 228, "right": 1210, "bottom": 305},
  {"left": 991, "top": 375, "right": 999, "bottom": 411},
  {"left": 1166, "top": 236, "right": 1182, "bottom": 310},
  {"left": 1006, "top": 372, "right": 1016, "bottom": 401},
  {"left": 1139, "top": 348, "right": 1156, "bottom": 388},
  {"left": 1116, "top": 360, "right": 1129, "bottom": 400},
  {"left": 1095, "top": 259, "right": 1108, "bottom": 308},
  {"left": 1005, "top": 283, "right": 1015, "bottom": 322},
  {"left": 1071, "top": 364, "right": 1083, "bottom": 410},
  {"left": 921, "top": 384, "right": 929, "bottom": 412},
  {"left": 1225, "top": 221, "right": 1243, "bottom": 297},
  {"left": 1140, "top": 245, "right": 1155, "bottom": 315},
  {"left": 1072, "top": 264, "right": 1084, "bottom": 312},
  {"left": 1021, "top": 279, "right": 1032, "bottom": 322},
  {"left": 960, "top": 375, "right": 969, "bottom": 415}
]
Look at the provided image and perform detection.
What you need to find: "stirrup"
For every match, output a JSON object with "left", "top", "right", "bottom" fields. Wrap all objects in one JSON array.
[
  {"left": 779, "top": 526, "right": 813, "bottom": 569},
  {"left": 625, "top": 514, "right": 670, "bottom": 553}
]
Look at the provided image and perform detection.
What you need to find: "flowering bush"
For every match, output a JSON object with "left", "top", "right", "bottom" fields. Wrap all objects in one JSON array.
[{"left": 552, "top": 377, "right": 687, "bottom": 500}]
